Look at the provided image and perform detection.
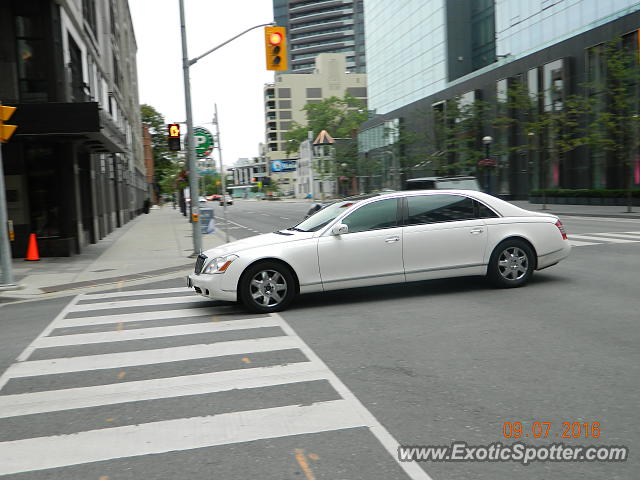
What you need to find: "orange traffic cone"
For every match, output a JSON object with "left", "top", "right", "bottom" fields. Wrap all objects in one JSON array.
[{"left": 25, "top": 233, "right": 40, "bottom": 261}]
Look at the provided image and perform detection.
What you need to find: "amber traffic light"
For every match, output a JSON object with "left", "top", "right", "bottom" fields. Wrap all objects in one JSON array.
[
  {"left": 264, "top": 26, "right": 288, "bottom": 71},
  {"left": 168, "top": 123, "right": 181, "bottom": 151},
  {"left": 0, "top": 105, "right": 17, "bottom": 143}
]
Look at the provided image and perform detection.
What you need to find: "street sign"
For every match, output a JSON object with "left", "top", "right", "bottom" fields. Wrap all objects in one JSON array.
[
  {"left": 199, "top": 207, "right": 215, "bottom": 234},
  {"left": 194, "top": 127, "right": 214, "bottom": 159}
]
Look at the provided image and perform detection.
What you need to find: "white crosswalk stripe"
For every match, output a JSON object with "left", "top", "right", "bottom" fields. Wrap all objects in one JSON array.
[
  {"left": 568, "top": 231, "right": 640, "bottom": 246},
  {"left": 0, "top": 287, "right": 432, "bottom": 480}
]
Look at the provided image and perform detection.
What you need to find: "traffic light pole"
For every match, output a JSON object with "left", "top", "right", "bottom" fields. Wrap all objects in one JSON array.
[
  {"left": 179, "top": 3, "right": 273, "bottom": 254},
  {"left": 213, "top": 104, "right": 229, "bottom": 244},
  {"left": 0, "top": 143, "right": 15, "bottom": 287},
  {"left": 179, "top": 0, "right": 201, "bottom": 256}
]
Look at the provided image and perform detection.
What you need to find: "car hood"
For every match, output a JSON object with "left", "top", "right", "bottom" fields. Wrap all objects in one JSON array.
[{"left": 202, "top": 230, "right": 315, "bottom": 257}]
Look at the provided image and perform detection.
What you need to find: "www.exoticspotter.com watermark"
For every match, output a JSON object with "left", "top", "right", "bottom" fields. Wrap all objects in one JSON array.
[{"left": 398, "top": 442, "right": 628, "bottom": 466}]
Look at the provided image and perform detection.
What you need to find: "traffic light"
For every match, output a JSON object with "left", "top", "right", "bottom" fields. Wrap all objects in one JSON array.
[
  {"left": 168, "top": 123, "right": 181, "bottom": 151},
  {"left": 264, "top": 26, "right": 288, "bottom": 71},
  {"left": 0, "top": 105, "right": 17, "bottom": 143}
]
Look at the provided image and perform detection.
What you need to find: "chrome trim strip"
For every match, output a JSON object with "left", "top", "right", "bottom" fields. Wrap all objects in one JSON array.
[
  {"left": 321, "top": 271, "right": 405, "bottom": 285},
  {"left": 404, "top": 263, "right": 485, "bottom": 275}
]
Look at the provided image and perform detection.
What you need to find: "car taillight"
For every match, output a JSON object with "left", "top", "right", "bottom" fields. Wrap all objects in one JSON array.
[{"left": 555, "top": 220, "right": 567, "bottom": 240}]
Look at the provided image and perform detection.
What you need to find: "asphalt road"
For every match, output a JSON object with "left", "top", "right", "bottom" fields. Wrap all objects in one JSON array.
[
  {"left": 207, "top": 198, "right": 314, "bottom": 240},
  {"left": 0, "top": 211, "right": 638, "bottom": 479}
]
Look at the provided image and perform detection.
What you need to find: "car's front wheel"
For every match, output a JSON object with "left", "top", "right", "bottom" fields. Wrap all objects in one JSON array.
[
  {"left": 487, "top": 239, "right": 535, "bottom": 288},
  {"left": 239, "top": 261, "right": 296, "bottom": 313}
]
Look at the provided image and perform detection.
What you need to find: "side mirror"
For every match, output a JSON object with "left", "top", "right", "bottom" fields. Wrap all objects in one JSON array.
[{"left": 331, "top": 223, "right": 348, "bottom": 236}]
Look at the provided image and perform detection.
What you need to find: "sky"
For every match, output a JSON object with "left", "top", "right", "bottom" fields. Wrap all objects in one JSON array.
[{"left": 128, "top": 0, "right": 276, "bottom": 168}]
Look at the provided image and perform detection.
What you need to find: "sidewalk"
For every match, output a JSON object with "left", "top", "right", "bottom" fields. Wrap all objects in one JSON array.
[
  {"left": 1, "top": 205, "right": 227, "bottom": 302},
  {"left": 509, "top": 200, "right": 640, "bottom": 219}
]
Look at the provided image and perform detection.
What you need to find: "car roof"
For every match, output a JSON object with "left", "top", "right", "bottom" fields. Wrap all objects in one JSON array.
[{"left": 406, "top": 176, "right": 477, "bottom": 181}]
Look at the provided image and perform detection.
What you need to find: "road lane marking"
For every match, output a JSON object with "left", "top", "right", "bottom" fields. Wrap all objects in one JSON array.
[
  {"left": 585, "top": 232, "right": 640, "bottom": 240},
  {"left": 55, "top": 307, "right": 218, "bottom": 329},
  {"left": 0, "top": 289, "right": 433, "bottom": 480},
  {"left": 568, "top": 239, "right": 600, "bottom": 246},
  {"left": 4, "top": 336, "right": 300, "bottom": 378},
  {"left": 0, "top": 400, "right": 367, "bottom": 476},
  {"left": 67, "top": 295, "right": 206, "bottom": 312},
  {"left": 280, "top": 217, "right": 290, "bottom": 220},
  {"left": 82, "top": 287, "right": 192, "bottom": 301},
  {"left": 294, "top": 448, "right": 316, "bottom": 480},
  {"left": 31, "top": 318, "right": 281, "bottom": 349},
  {"left": 567, "top": 234, "right": 637, "bottom": 243},
  {"left": 0, "top": 362, "right": 324, "bottom": 418}
]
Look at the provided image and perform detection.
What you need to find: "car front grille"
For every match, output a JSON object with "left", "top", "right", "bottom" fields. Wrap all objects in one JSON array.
[{"left": 194, "top": 254, "right": 207, "bottom": 275}]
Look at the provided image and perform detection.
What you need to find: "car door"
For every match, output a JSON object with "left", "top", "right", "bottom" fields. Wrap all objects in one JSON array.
[
  {"left": 402, "top": 194, "right": 488, "bottom": 282},
  {"left": 317, "top": 198, "right": 404, "bottom": 291}
]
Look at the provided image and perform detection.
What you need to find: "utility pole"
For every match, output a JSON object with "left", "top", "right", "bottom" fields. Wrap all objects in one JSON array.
[
  {"left": 0, "top": 143, "right": 15, "bottom": 287},
  {"left": 0, "top": 102, "right": 18, "bottom": 289},
  {"left": 179, "top": 0, "right": 201, "bottom": 256},
  {"left": 177, "top": 3, "right": 272, "bottom": 250},
  {"left": 214, "top": 104, "right": 229, "bottom": 244}
]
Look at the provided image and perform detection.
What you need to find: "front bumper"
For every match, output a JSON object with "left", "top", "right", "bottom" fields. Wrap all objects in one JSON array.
[{"left": 187, "top": 273, "right": 237, "bottom": 302}]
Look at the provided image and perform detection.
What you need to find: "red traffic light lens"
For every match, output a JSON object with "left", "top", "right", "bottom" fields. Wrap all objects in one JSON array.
[{"left": 269, "top": 32, "right": 282, "bottom": 46}]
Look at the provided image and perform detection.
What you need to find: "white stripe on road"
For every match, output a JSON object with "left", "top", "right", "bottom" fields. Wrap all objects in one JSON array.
[
  {"left": 567, "top": 234, "right": 637, "bottom": 243},
  {"left": 68, "top": 295, "right": 206, "bottom": 312},
  {"left": 31, "top": 317, "right": 280, "bottom": 349},
  {"left": 585, "top": 232, "right": 640, "bottom": 240},
  {"left": 0, "top": 362, "right": 324, "bottom": 419},
  {"left": 5, "top": 336, "right": 299, "bottom": 378},
  {"left": 568, "top": 239, "right": 601, "bottom": 246},
  {"left": 55, "top": 307, "right": 217, "bottom": 329},
  {"left": 0, "top": 400, "right": 367, "bottom": 476},
  {"left": 81, "top": 287, "right": 192, "bottom": 301},
  {"left": 280, "top": 217, "right": 290, "bottom": 220}
]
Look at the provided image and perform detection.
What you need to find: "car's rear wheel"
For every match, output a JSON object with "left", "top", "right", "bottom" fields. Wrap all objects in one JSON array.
[
  {"left": 487, "top": 239, "right": 535, "bottom": 288},
  {"left": 239, "top": 261, "right": 296, "bottom": 313}
]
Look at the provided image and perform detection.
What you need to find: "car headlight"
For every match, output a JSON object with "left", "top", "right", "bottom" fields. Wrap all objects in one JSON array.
[{"left": 203, "top": 254, "right": 238, "bottom": 274}]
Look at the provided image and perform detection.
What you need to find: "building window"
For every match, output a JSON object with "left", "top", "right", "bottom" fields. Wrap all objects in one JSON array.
[
  {"left": 279, "top": 111, "right": 292, "bottom": 120},
  {"left": 306, "top": 88, "right": 322, "bottom": 98},
  {"left": 347, "top": 87, "right": 367, "bottom": 97},
  {"left": 83, "top": 0, "right": 97, "bottom": 36},
  {"left": 278, "top": 100, "right": 292, "bottom": 109},
  {"left": 278, "top": 88, "right": 291, "bottom": 98},
  {"left": 68, "top": 35, "right": 85, "bottom": 102},
  {"left": 14, "top": 3, "right": 49, "bottom": 103},
  {"left": 471, "top": 0, "right": 496, "bottom": 71}
]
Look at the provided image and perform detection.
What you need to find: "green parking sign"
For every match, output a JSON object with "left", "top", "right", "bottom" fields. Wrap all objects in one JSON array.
[{"left": 194, "top": 127, "right": 214, "bottom": 159}]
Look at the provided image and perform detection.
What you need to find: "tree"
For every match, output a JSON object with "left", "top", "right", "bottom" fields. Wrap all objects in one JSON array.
[
  {"left": 284, "top": 93, "right": 368, "bottom": 155},
  {"left": 582, "top": 37, "right": 640, "bottom": 212},
  {"left": 140, "top": 104, "right": 178, "bottom": 195}
]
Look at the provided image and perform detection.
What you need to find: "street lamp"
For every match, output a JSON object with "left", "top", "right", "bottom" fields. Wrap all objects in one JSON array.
[{"left": 482, "top": 136, "right": 493, "bottom": 195}]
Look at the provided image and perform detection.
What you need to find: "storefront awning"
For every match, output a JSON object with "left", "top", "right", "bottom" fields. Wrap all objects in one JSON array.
[{"left": 12, "top": 102, "right": 127, "bottom": 153}]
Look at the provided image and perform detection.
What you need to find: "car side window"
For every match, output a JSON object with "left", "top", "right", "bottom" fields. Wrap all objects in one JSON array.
[
  {"left": 406, "top": 195, "right": 476, "bottom": 225},
  {"left": 475, "top": 200, "right": 498, "bottom": 218},
  {"left": 342, "top": 199, "right": 398, "bottom": 233}
]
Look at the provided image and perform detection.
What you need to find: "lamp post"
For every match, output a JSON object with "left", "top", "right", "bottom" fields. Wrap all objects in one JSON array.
[{"left": 482, "top": 136, "right": 493, "bottom": 195}]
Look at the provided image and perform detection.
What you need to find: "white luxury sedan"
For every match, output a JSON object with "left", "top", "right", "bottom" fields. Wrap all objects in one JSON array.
[{"left": 188, "top": 190, "right": 571, "bottom": 313}]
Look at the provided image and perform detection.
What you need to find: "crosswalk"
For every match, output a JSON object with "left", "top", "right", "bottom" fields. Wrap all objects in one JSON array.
[
  {"left": 567, "top": 230, "right": 640, "bottom": 247},
  {"left": 0, "top": 287, "right": 431, "bottom": 479}
]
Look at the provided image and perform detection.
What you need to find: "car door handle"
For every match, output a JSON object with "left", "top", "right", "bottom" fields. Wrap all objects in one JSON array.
[
  {"left": 385, "top": 236, "right": 400, "bottom": 243},
  {"left": 469, "top": 228, "right": 484, "bottom": 235}
]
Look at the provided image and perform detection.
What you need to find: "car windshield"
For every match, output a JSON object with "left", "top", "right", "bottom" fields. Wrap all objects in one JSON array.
[{"left": 292, "top": 200, "right": 361, "bottom": 232}]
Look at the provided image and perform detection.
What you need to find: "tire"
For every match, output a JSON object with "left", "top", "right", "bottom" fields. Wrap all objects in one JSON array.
[
  {"left": 239, "top": 261, "right": 296, "bottom": 313},
  {"left": 487, "top": 239, "right": 535, "bottom": 288}
]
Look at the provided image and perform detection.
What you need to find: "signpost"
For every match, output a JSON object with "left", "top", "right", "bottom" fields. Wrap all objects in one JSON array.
[{"left": 194, "top": 127, "right": 214, "bottom": 159}]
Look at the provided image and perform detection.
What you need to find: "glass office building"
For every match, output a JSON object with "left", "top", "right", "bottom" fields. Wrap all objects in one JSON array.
[
  {"left": 361, "top": 0, "right": 640, "bottom": 198},
  {"left": 273, "top": 0, "right": 366, "bottom": 73}
]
